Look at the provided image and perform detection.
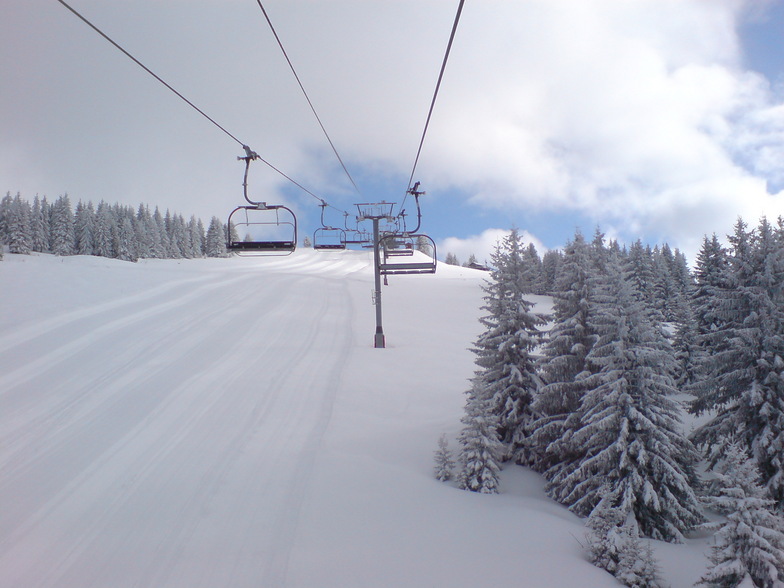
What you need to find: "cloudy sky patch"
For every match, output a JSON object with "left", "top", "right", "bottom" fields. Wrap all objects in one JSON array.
[{"left": 3, "top": 0, "right": 784, "bottom": 262}]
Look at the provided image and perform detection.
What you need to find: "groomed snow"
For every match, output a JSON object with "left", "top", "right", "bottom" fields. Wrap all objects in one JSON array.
[{"left": 0, "top": 250, "right": 708, "bottom": 587}]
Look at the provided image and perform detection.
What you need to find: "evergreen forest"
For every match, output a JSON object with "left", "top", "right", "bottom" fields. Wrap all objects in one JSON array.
[
  {"left": 0, "top": 192, "right": 229, "bottom": 262},
  {"left": 450, "top": 222, "right": 784, "bottom": 588}
]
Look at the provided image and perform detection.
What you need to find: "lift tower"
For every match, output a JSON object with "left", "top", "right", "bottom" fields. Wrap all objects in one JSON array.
[{"left": 356, "top": 202, "right": 396, "bottom": 348}]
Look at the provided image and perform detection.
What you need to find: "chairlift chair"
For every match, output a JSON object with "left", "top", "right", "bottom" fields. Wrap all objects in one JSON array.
[
  {"left": 378, "top": 233, "right": 437, "bottom": 275},
  {"left": 226, "top": 146, "right": 298, "bottom": 256},
  {"left": 342, "top": 212, "right": 371, "bottom": 247},
  {"left": 313, "top": 201, "right": 347, "bottom": 251},
  {"left": 313, "top": 226, "right": 347, "bottom": 250},
  {"left": 227, "top": 204, "right": 297, "bottom": 255}
]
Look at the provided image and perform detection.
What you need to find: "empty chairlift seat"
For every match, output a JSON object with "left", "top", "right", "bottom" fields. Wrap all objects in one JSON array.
[
  {"left": 378, "top": 233, "right": 437, "bottom": 275},
  {"left": 227, "top": 204, "right": 297, "bottom": 255},
  {"left": 313, "top": 227, "right": 346, "bottom": 250}
]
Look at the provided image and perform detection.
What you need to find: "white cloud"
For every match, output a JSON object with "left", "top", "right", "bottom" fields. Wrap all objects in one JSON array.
[
  {"left": 439, "top": 228, "right": 546, "bottom": 266},
  {"left": 415, "top": 0, "right": 784, "bottom": 248},
  {"left": 4, "top": 0, "right": 784, "bottom": 255}
]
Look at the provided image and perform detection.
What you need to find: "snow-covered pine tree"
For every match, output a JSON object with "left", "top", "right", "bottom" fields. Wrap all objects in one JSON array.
[
  {"left": 206, "top": 216, "right": 227, "bottom": 257},
  {"left": 93, "top": 201, "right": 115, "bottom": 258},
  {"left": 114, "top": 216, "right": 138, "bottom": 262},
  {"left": 188, "top": 215, "right": 204, "bottom": 257},
  {"left": 615, "top": 523, "right": 661, "bottom": 588},
  {"left": 50, "top": 194, "right": 75, "bottom": 256},
  {"left": 531, "top": 230, "right": 596, "bottom": 474},
  {"left": 74, "top": 200, "right": 95, "bottom": 255},
  {"left": 170, "top": 213, "right": 189, "bottom": 258},
  {"left": 697, "top": 443, "right": 784, "bottom": 588},
  {"left": 548, "top": 252, "right": 703, "bottom": 542},
  {"left": 626, "top": 240, "right": 658, "bottom": 314},
  {"left": 457, "top": 378, "right": 502, "bottom": 494},
  {"left": 0, "top": 192, "right": 13, "bottom": 244},
  {"left": 471, "top": 228, "right": 547, "bottom": 464},
  {"left": 586, "top": 493, "right": 662, "bottom": 587},
  {"left": 433, "top": 433, "right": 455, "bottom": 482},
  {"left": 671, "top": 303, "right": 701, "bottom": 389},
  {"left": 651, "top": 244, "right": 680, "bottom": 321},
  {"left": 691, "top": 218, "right": 784, "bottom": 507},
  {"left": 152, "top": 207, "right": 169, "bottom": 258},
  {"left": 690, "top": 234, "right": 729, "bottom": 349},
  {"left": 8, "top": 193, "right": 32, "bottom": 254},
  {"left": 540, "top": 249, "right": 563, "bottom": 294},
  {"left": 133, "top": 204, "right": 153, "bottom": 259},
  {"left": 444, "top": 252, "right": 459, "bottom": 266},
  {"left": 585, "top": 492, "right": 628, "bottom": 576},
  {"left": 520, "top": 242, "right": 543, "bottom": 294},
  {"left": 161, "top": 210, "right": 181, "bottom": 258},
  {"left": 30, "top": 195, "right": 49, "bottom": 252}
]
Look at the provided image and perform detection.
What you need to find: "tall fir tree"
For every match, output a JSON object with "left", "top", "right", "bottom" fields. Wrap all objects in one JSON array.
[
  {"left": 0, "top": 192, "right": 13, "bottom": 244},
  {"left": 205, "top": 216, "right": 227, "bottom": 257},
  {"left": 188, "top": 215, "right": 205, "bottom": 257},
  {"left": 691, "top": 218, "right": 784, "bottom": 506},
  {"left": 93, "top": 201, "right": 115, "bottom": 258},
  {"left": 8, "top": 193, "right": 32, "bottom": 254},
  {"left": 40, "top": 197, "right": 52, "bottom": 252},
  {"left": 531, "top": 230, "right": 596, "bottom": 474},
  {"left": 547, "top": 252, "right": 703, "bottom": 542},
  {"left": 671, "top": 303, "right": 701, "bottom": 389},
  {"left": 114, "top": 216, "right": 138, "bottom": 262},
  {"left": 651, "top": 244, "right": 680, "bottom": 321},
  {"left": 520, "top": 242, "right": 543, "bottom": 294},
  {"left": 540, "top": 249, "right": 563, "bottom": 294},
  {"left": 30, "top": 195, "right": 49, "bottom": 252},
  {"left": 134, "top": 204, "right": 154, "bottom": 258},
  {"left": 469, "top": 228, "right": 547, "bottom": 464},
  {"left": 74, "top": 200, "right": 95, "bottom": 255},
  {"left": 50, "top": 194, "right": 75, "bottom": 256},
  {"left": 626, "top": 240, "right": 657, "bottom": 312}
]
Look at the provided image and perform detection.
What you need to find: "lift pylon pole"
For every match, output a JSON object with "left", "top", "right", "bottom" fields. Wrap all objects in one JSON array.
[
  {"left": 371, "top": 216, "right": 385, "bottom": 348},
  {"left": 356, "top": 202, "right": 396, "bottom": 349}
]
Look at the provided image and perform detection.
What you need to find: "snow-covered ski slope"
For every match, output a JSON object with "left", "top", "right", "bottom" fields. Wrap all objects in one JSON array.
[{"left": 1, "top": 250, "right": 706, "bottom": 587}]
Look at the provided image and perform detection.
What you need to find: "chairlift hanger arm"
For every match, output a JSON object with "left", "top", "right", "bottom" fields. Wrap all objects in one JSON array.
[{"left": 401, "top": 182, "right": 426, "bottom": 235}]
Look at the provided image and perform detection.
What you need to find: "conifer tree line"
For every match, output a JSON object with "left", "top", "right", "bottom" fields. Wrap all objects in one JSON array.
[
  {"left": 0, "top": 192, "right": 230, "bottom": 261},
  {"left": 445, "top": 220, "right": 784, "bottom": 587}
]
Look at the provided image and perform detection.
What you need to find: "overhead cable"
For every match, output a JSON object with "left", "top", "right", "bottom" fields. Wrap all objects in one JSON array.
[
  {"left": 54, "top": 0, "right": 327, "bottom": 204},
  {"left": 252, "top": 0, "right": 362, "bottom": 197},
  {"left": 400, "top": 0, "right": 466, "bottom": 215}
]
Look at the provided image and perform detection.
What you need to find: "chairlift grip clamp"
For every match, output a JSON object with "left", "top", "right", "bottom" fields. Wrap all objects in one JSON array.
[{"left": 239, "top": 145, "right": 259, "bottom": 162}]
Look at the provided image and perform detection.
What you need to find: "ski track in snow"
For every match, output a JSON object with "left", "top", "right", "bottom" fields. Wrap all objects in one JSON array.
[{"left": 0, "top": 253, "right": 362, "bottom": 588}]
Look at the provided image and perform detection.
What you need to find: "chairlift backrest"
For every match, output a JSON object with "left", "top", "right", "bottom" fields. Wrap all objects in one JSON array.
[
  {"left": 343, "top": 229, "right": 371, "bottom": 246},
  {"left": 383, "top": 236, "right": 415, "bottom": 257}
]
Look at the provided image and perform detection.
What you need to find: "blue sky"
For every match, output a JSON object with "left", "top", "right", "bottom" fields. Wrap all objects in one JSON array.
[{"left": 3, "top": 0, "right": 784, "bottom": 264}]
